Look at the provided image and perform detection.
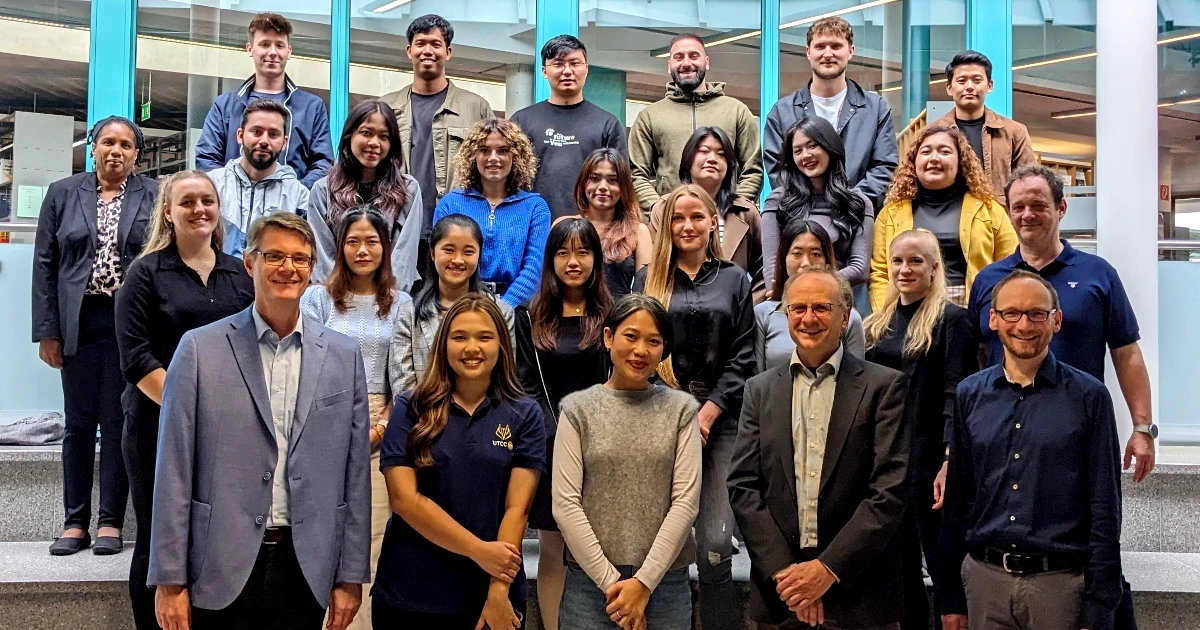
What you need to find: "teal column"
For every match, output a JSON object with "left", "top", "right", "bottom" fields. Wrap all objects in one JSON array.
[
  {"left": 966, "top": 0, "right": 1013, "bottom": 117},
  {"left": 760, "top": 0, "right": 780, "bottom": 200},
  {"left": 902, "top": 0, "right": 931, "bottom": 124},
  {"left": 87, "top": 0, "right": 137, "bottom": 171},
  {"left": 330, "top": 0, "right": 351, "bottom": 151},
  {"left": 584, "top": 66, "right": 628, "bottom": 126},
  {"left": 534, "top": 0, "right": 579, "bottom": 102}
]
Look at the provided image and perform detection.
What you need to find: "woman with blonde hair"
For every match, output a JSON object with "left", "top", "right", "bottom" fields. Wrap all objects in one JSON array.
[
  {"left": 633, "top": 184, "right": 754, "bottom": 630},
  {"left": 863, "top": 228, "right": 977, "bottom": 630},
  {"left": 870, "top": 125, "right": 1016, "bottom": 309},
  {"left": 433, "top": 117, "right": 551, "bottom": 308},
  {"left": 114, "top": 169, "right": 254, "bottom": 628},
  {"left": 374, "top": 294, "right": 544, "bottom": 629}
]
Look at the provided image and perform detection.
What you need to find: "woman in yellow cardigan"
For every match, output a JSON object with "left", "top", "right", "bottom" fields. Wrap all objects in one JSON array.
[{"left": 870, "top": 125, "right": 1016, "bottom": 310}]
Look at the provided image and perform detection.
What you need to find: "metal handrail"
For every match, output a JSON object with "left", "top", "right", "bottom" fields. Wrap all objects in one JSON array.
[{"left": 1067, "top": 238, "right": 1200, "bottom": 251}]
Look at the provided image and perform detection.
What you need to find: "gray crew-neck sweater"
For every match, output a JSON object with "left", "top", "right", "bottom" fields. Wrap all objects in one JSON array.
[{"left": 553, "top": 384, "right": 702, "bottom": 591}]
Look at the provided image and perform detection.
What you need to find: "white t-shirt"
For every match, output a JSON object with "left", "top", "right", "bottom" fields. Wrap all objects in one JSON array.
[{"left": 812, "top": 88, "right": 848, "bottom": 127}]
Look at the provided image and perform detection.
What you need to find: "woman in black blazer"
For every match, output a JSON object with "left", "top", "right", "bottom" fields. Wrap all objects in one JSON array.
[
  {"left": 32, "top": 116, "right": 158, "bottom": 556},
  {"left": 863, "top": 229, "right": 977, "bottom": 630}
]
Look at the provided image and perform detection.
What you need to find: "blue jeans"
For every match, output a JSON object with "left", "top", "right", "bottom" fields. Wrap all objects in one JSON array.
[
  {"left": 697, "top": 417, "right": 744, "bottom": 630},
  {"left": 559, "top": 565, "right": 691, "bottom": 630}
]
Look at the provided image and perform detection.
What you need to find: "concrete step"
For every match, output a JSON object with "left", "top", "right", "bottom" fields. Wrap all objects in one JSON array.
[{"left": 0, "top": 446, "right": 135, "bottom": 544}]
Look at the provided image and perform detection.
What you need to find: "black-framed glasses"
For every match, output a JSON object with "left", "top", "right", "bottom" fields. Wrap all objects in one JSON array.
[
  {"left": 992, "top": 308, "right": 1057, "bottom": 323},
  {"left": 785, "top": 302, "right": 836, "bottom": 317},
  {"left": 254, "top": 251, "right": 314, "bottom": 269}
]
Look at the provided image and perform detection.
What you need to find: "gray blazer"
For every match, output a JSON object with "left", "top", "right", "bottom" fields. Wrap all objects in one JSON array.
[
  {"left": 148, "top": 307, "right": 372, "bottom": 610},
  {"left": 389, "top": 294, "right": 515, "bottom": 398}
]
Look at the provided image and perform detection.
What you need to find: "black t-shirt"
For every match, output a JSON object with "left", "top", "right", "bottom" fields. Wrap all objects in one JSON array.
[
  {"left": 956, "top": 115, "right": 986, "bottom": 165},
  {"left": 913, "top": 182, "right": 968, "bottom": 285},
  {"left": 409, "top": 87, "right": 449, "bottom": 234},
  {"left": 508, "top": 99, "right": 628, "bottom": 219}
]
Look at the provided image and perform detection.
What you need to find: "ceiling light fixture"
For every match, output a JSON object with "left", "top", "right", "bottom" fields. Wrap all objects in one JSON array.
[
  {"left": 372, "top": 0, "right": 414, "bottom": 13},
  {"left": 1049, "top": 95, "right": 1200, "bottom": 119},
  {"left": 779, "top": 0, "right": 900, "bottom": 30}
]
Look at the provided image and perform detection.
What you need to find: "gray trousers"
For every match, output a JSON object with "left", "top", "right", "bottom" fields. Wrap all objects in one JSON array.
[{"left": 962, "top": 555, "right": 1085, "bottom": 630}]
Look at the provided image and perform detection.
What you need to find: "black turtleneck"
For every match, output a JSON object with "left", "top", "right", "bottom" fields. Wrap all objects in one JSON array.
[
  {"left": 869, "top": 297, "right": 923, "bottom": 371},
  {"left": 913, "top": 181, "right": 968, "bottom": 285}
]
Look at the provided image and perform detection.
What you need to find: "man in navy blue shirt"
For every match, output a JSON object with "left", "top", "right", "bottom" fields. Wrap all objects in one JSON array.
[
  {"left": 968, "top": 165, "right": 1155, "bottom": 483},
  {"left": 942, "top": 270, "right": 1122, "bottom": 630}
]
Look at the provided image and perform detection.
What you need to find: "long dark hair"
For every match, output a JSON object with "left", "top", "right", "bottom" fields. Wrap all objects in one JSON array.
[
  {"left": 411, "top": 214, "right": 488, "bottom": 320},
  {"left": 529, "top": 218, "right": 612, "bottom": 351},
  {"left": 678, "top": 126, "right": 737, "bottom": 214},
  {"left": 777, "top": 117, "right": 866, "bottom": 238},
  {"left": 325, "top": 206, "right": 397, "bottom": 317},
  {"left": 771, "top": 219, "right": 838, "bottom": 300},
  {"left": 574, "top": 148, "right": 642, "bottom": 263},
  {"left": 407, "top": 294, "right": 523, "bottom": 468},
  {"left": 326, "top": 100, "right": 409, "bottom": 226}
]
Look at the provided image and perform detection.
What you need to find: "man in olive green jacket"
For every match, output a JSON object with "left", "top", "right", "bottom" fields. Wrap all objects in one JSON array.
[
  {"left": 380, "top": 15, "right": 493, "bottom": 239},
  {"left": 628, "top": 34, "right": 763, "bottom": 212}
]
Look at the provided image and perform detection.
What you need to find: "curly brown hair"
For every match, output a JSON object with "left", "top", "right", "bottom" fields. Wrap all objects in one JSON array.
[
  {"left": 884, "top": 125, "right": 996, "bottom": 207},
  {"left": 454, "top": 117, "right": 538, "bottom": 196}
]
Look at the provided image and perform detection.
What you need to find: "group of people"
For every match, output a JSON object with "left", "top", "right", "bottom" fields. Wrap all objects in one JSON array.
[{"left": 28, "top": 9, "right": 1158, "bottom": 630}]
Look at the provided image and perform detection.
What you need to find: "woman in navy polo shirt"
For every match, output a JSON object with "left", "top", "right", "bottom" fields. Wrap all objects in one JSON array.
[{"left": 375, "top": 294, "right": 546, "bottom": 630}]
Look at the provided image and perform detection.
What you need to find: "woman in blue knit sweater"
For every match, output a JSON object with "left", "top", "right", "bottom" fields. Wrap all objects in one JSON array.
[{"left": 433, "top": 117, "right": 551, "bottom": 308}]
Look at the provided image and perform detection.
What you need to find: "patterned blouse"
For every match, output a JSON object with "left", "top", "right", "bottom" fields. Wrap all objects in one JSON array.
[
  {"left": 85, "top": 181, "right": 127, "bottom": 296},
  {"left": 301, "top": 285, "right": 404, "bottom": 396}
]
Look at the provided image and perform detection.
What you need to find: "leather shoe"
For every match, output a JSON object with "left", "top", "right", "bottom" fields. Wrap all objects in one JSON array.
[
  {"left": 93, "top": 535, "right": 123, "bottom": 555},
  {"left": 49, "top": 533, "right": 91, "bottom": 556}
]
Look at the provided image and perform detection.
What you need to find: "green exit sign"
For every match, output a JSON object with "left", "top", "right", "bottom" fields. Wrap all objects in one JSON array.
[{"left": 139, "top": 102, "right": 151, "bottom": 122}]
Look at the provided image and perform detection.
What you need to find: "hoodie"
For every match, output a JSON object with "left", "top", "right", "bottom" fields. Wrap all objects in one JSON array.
[
  {"left": 628, "top": 81, "right": 764, "bottom": 210},
  {"left": 209, "top": 158, "right": 310, "bottom": 257}
]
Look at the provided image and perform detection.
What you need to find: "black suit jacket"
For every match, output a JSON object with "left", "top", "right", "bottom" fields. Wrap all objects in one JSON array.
[
  {"left": 32, "top": 172, "right": 157, "bottom": 355},
  {"left": 728, "top": 352, "right": 910, "bottom": 627}
]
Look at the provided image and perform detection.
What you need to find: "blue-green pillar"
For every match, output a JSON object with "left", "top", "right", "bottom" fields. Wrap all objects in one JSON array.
[
  {"left": 87, "top": 0, "right": 138, "bottom": 170},
  {"left": 902, "top": 0, "right": 931, "bottom": 124},
  {"left": 330, "top": 0, "right": 351, "bottom": 151},
  {"left": 584, "top": 66, "right": 628, "bottom": 126},
  {"left": 534, "top": 0, "right": 579, "bottom": 102},
  {"left": 966, "top": 0, "right": 1013, "bottom": 117},
  {"left": 760, "top": 0, "right": 780, "bottom": 200}
]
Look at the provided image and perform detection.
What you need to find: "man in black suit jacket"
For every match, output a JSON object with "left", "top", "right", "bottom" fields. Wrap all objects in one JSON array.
[{"left": 729, "top": 266, "right": 910, "bottom": 629}]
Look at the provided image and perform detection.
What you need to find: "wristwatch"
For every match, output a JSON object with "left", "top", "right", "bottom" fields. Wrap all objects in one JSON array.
[{"left": 1133, "top": 423, "right": 1159, "bottom": 439}]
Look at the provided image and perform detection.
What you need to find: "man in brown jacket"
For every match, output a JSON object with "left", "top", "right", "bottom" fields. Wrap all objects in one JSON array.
[
  {"left": 936, "top": 50, "right": 1037, "bottom": 206},
  {"left": 628, "top": 33, "right": 764, "bottom": 212}
]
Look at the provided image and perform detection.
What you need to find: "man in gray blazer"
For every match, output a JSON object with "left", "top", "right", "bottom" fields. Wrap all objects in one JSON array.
[
  {"left": 149, "top": 212, "right": 371, "bottom": 630},
  {"left": 729, "top": 266, "right": 910, "bottom": 630}
]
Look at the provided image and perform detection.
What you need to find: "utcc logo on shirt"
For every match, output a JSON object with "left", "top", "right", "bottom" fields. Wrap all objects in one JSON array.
[{"left": 494, "top": 424, "right": 513, "bottom": 450}]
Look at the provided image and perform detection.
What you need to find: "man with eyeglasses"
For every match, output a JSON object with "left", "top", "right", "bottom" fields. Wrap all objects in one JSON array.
[
  {"left": 508, "top": 35, "right": 627, "bottom": 220},
  {"left": 730, "top": 266, "right": 909, "bottom": 630},
  {"left": 151, "top": 211, "right": 371, "bottom": 630},
  {"left": 941, "top": 270, "right": 1122, "bottom": 630}
]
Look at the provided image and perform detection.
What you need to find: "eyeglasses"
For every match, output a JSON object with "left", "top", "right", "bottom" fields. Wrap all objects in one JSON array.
[
  {"left": 993, "top": 308, "right": 1057, "bottom": 323},
  {"left": 547, "top": 60, "right": 586, "bottom": 71},
  {"left": 255, "top": 251, "right": 314, "bottom": 269},
  {"left": 785, "top": 302, "right": 837, "bottom": 317}
]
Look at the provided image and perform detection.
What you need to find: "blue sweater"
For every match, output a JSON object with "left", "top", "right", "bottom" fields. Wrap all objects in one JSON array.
[{"left": 433, "top": 188, "right": 551, "bottom": 308}]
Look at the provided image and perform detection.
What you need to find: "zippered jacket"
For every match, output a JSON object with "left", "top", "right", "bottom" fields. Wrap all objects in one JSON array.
[{"left": 209, "top": 158, "right": 310, "bottom": 257}]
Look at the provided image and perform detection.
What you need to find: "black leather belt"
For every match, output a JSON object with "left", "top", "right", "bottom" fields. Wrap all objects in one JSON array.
[
  {"left": 263, "top": 526, "right": 291, "bottom": 546},
  {"left": 971, "top": 548, "right": 1086, "bottom": 575}
]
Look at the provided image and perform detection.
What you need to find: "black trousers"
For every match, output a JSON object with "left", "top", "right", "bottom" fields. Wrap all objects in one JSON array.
[
  {"left": 371, "top": 596, "right": 527, "bottom": 630},
  {"left": 900, "top": 436, "right": 944, "bottom": 630},
  {"left": 191, "top": 533, "right": 325, "bottom": 630},
  {"left": 122, "top": 393, "right": 160, "bottom": 629},
  {"left": 60, "top": 294, "right": 127, "bottom": 531}
]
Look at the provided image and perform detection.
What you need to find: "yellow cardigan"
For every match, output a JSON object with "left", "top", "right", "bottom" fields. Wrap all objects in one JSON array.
[{"left": 869, "top": 192, "right": 1017, "bottom": 310}]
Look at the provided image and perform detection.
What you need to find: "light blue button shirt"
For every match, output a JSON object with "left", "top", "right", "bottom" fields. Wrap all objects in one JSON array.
[{"left": 251, "top": 307, "right": 304, "bottom": 527}]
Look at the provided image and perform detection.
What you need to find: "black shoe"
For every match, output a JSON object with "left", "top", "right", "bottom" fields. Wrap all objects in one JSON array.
[
  {"left": 49, "top": 533, "right": 91, "bottom": 556},
  {"left": 93, "top": 535, "right": 123, "bottom": 555}
]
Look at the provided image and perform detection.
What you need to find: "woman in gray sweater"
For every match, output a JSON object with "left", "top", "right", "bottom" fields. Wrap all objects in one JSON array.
[{"left": 553, "top": 294, "right": 702, "bottom": 630}]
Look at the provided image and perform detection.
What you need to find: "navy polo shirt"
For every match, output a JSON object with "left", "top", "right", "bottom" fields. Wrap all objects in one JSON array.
[
  {"left": 968, "top": 240, "right": 1140, "bottom": 380},
  {"left": 373, "top": 391, "right": 546, "bottom": 615}
]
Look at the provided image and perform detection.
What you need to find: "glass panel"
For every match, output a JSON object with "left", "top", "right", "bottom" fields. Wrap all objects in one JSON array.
[
  {"left": 1158, "top": 6, "right": 1200, "bottom": 247},
  {"left": 347, "top": 1, "right": 534, "bottom": 115},
  {"left": 1159, "top": 258, "right": 1200, "bottom": 448},
  {"left": 134, "top": 1, "right": 333, "bottom": 178}
]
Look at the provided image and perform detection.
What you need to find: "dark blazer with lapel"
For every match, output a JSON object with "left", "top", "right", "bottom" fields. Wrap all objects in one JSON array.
[
  {"left": 147, "top": 307, "right": 372, "bottom": 610},
  {"left": 32, "top": 172, "right": 158, "bottom": 355},
  {"left": 728, "top": 352, "right": 910, "bottom": 627}
]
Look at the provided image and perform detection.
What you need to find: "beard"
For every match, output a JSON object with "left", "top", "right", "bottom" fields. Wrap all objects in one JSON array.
[
  {"left": 244, "top": 145, "right": 280, "bottom": 171},
  {"left": 1000, "top": 334, "right": 1049, "bottom": 360},
  {"left": 812, "top": 61, "right": 847, "bottom": 81},
  {"left": 671, "top": 65, "right": 706, "bottom": 93}
]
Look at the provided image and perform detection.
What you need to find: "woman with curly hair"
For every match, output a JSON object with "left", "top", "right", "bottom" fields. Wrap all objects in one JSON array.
[
  {"left": 869, "top": 125, "right": 1016, "bottom": 309},
  {"left": 433, "top": 117, "right": 551, "bottom": 308}
]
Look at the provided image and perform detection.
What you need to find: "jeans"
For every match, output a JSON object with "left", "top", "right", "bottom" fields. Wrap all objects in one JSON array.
[
  {"left": 559, "top": 564, "right": 691, "bottom": 630},
  {"left": 696, "top": 417, "right": 744, "bottom": 630}
]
